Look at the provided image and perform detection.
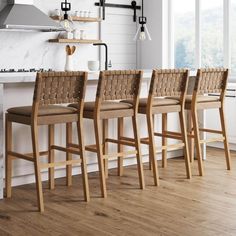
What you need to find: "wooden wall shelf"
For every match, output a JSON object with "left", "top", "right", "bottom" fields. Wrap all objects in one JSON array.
[
  {"left": 51, "top": 16, "right": 102, "bottom": 22},
  {"left": 48, "top": 39, "right": 102, "bottom": 44}
]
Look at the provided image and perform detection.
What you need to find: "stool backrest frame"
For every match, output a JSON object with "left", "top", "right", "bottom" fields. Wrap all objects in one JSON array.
[
  {"left": 148, "top": 69, "right": 189, "bottom": 109},
  {"left": 95, "top": 70, "right": 143, "bottom": 113},
  {"left": 32, "top": 71, "right": 88, "bottom": 118}
]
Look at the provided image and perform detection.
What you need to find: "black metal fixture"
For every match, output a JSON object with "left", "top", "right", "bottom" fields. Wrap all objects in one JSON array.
[
  {"left": 60, "top": 0, "right": 74, "bottom": 31},
  {"left": 134, "top": 0, "right": 151, "bottom": 41},
  {"left": 95, "top": 1, "right": 141, "bottom": 22},
  {"left": 93, "top": 43, "right": 112, "bottom": 70}
]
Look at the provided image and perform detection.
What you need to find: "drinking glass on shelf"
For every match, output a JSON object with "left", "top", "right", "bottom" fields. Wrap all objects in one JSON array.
[
  {"left": 80, "top": 30, "right": 85, "bottom": 40},
  {"left": 74, "top": 11, "right": 79, "bottom": 17}
]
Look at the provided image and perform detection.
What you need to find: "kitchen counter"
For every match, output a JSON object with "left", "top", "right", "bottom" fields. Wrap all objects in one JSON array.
[{"left": 0, "top": 70, "right": 153, "bottom": 83}]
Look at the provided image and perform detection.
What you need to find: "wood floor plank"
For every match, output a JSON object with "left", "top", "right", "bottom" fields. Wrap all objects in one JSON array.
[{"left": 0, "top": 147, "right": 236, "bottom": 236}]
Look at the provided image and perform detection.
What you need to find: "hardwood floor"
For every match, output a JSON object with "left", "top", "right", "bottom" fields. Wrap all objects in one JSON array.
[{"left": 1, "top": 147, "right": 236, "bottom": 236}]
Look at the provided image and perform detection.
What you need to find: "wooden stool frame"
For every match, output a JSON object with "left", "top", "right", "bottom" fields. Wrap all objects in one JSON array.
[
  {"left": 120, "top": 69, "right": 192, "bottom": 185},
  {"left": 68, "top": 70, "right": 145, "bottom": 198},
  {"left": 5, "top": 72, "right": 90, "bottom": 213},
  {"left": 186, "top": 68, "right": 231, "bottom": 176}
]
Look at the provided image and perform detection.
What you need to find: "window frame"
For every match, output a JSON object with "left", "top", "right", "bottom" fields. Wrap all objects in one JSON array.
[{"left": 169, "top": 0, "right": 234, "bottom": 78}]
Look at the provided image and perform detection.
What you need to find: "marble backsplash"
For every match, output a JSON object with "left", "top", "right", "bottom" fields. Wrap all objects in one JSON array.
[{"left": 0, "top": 0, "right": 100, "bottom": 71}]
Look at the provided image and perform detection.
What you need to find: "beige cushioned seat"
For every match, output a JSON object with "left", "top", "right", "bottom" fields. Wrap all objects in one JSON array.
[
  {"left": 122, "top": 98, "right": 179, "bottom": 107},
  {"left": 69, "top": 101, "right": 133, "bottom": 111},
  {"left": 168, "top": 95, "right": 219, "bottom": 103},
  {"left": 7, "top": 105, "right": 77, "bottom": 116}
]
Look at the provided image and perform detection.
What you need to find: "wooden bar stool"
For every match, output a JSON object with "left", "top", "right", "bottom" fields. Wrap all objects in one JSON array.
[
  {"left": 123, "top": 69, "right": 192, "bottom": 185},
  {"left": 181, "top": 68, "right": 231, "bottom": 176},
  {"left": 69, "top": 70, "right": 145, "bottom": 198},
  {"left": 5, "top": 71, "right": 90, "bottom": 212}
]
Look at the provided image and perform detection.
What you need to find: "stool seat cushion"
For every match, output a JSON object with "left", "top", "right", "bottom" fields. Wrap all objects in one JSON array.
[
  {"left": 69, "top": 101, "right": 133, "bottom": 112},
  {"left": 168, "top": 95, "right": 220, "bottom": 103},
  {"left": 7, "top": 105, "right": 77, "bottom": 116},
  {"left": 123, "top": 98, "right": 180, "bottom": 107}
]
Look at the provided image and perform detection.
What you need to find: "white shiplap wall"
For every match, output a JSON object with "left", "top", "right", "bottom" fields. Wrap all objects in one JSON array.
[{"left": 99, "top": 0, "right": 141, "bottom": 70}]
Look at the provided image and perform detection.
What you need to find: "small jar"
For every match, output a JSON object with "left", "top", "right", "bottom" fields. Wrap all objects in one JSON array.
[
  {"left": 73, "top": 29, "right": 80, "bottom": 39},
  {"left": 54, "top": 9, "right": 61, "bottom": 17}
]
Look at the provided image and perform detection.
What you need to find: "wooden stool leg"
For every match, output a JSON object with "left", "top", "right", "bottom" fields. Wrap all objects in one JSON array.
[
  {"left": 48, "top": 124, "right": 55, "bottom": 190},
  {"left": 102, "top": 119, "right": 109, "bottom": 178},
  {"left": 187, "top": 111, "right": 194, "bottom": 163},
  {"left": 192, "top": 109, "right": 204, "bottom": 176},
  {"left": 219, "top": 107, "right": 231, "bottom": 170},
  {"left": 162, "top": 113, "right": 167, "bottom": 168},
  {"left": 118, "top": 117, "right": 124, "bottom": 176},
  {"left": 148, "top": 114, "right": 155, "bottom": 170},
  {"left": 147, "top": 113, "right": 160, "bottom": 186},
  {"left": 5, "top": 117, "right": 12, "bottom": 198},
  {"left": 179, "top": 111, "right": 192, "bottom": 179},
  {"left": 94, "top": 118, "right": 107, "bottom": 198},
  {"left": 31, "top": 125, "right": 44, "bottom": 213},
  {"left": 132, "top": 116, "right": 145, "bottom": 189},
  {"left": 66, "top": 123, "right": 73, "bottom": 186},
  {"left": 77, "top": 120, "right": 90, "bottom": 202}
]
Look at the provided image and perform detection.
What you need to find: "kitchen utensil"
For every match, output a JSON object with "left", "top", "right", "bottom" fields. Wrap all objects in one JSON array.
[
  {"left": 65, "top": 45, "right": 76, "bottom": 56},
  {"left": 65, "top": 45, "right": 76, "bottom": 71}
]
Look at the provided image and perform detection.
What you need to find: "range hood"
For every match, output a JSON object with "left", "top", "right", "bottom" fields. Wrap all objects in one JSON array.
[{"left": 0, "top": 0, "right": 64, "bottom": 32}]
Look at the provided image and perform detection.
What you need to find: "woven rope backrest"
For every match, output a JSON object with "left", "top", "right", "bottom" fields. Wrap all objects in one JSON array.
[
  {"left": 33, "top": 72, "right": 87, "bottom": 106},
  {"left": 97, "top": 70, "right": 142, "bottom": 101},
  {"left": 196, "top": 68, "right": 228, "bottom": 95},
  {"left": 150, "top": 69, "right": 189, "bottom": 97}
]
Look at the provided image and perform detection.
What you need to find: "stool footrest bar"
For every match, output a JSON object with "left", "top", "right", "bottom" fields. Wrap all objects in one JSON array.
[
  {"left": 199, "top": 128, "right": 223, "bottom": 134},
  {"left": 103, "top": 150, "right": 137, "bottom": 159},
  {"left": 51, "top": 145, "right": 81, "bottom": 155},
  {"left": 154, "top": 132, "right": 183, "bottom": 141},
  {"left": 106, "top": 138, "right": 135, "bottom": 147},
  {"left": 8, "top": 151, "right": 34, "bottom": 162},
  {"left": 40, "top": 159, "right": 81, "bottom": 169},
  {"left": 157, "top": 143, "right": 185, "bottom": 151},
  {"left": 200, "top": 137, "right": 225, "bottom": 144}
]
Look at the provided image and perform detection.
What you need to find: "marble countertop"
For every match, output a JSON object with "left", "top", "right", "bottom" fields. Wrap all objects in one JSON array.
[
  {"left": 1, "top": 70, "right": 235, "bottom": 89},
  {"left": 0, "top": 70, "right": 200, "bottom": 84}
]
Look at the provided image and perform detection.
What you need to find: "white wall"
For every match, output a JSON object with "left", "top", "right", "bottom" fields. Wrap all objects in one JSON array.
[
  {"left": 138, "top": 0, "right": 168, "bottom": 69},
  {"left": 0, "top": 0, "right": 100, "bottom": 70}
]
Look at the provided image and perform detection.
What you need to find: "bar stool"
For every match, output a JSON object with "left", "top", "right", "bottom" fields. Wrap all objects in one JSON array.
[
  {"left": 122, "top": 69, "right": 192, "bottom": 185},
  {"left": 5, "top": 71, "right": 90, "bottom": 212},
  {"left": 68, "top": 70, "right": 145, "bottom": 198},
  {"left": 180, "top": 68, "right": 231, "bottom": 176}
]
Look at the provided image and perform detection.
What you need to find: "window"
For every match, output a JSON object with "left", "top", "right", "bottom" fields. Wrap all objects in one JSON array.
[
  {"left": 231, "top": 0, "right": 236, "bottom": 74},
  {"left": 171, "top": 0, "right": 235, "bottom": 78},
  {"left": 174, "top": 0, "right": 195, "bottom": 69},
  {"left": 201, "top": 0, "right": 223, "bottom": 67}
]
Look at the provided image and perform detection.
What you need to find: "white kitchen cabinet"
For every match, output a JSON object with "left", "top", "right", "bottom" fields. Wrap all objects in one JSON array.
[{"left": 205, "top": 86, "right": 236, "bottom": 149}]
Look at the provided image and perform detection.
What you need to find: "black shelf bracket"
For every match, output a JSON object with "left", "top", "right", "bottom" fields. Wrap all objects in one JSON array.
[{"left": 95, "top": 0, "right": 141, "bottom": 22}]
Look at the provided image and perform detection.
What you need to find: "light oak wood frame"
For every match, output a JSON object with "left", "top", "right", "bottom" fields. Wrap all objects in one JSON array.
[
  {"left": 186, "top": 68, "right": 231, "bottom": 176},
  {"left": 81, "top": 70, "right": 145, "bottom": 198},
  {"left": 5, "top": 72, "right": 90, "bottom": 213},
  {"left": 148, "top": 69, "right": 192, "bottom": 185},
  {"left": 118, "top": 69, "right": 192, "bottom": 184},
  {"left": 140, "top": 69, "right": 192, "bottom": 185}
]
